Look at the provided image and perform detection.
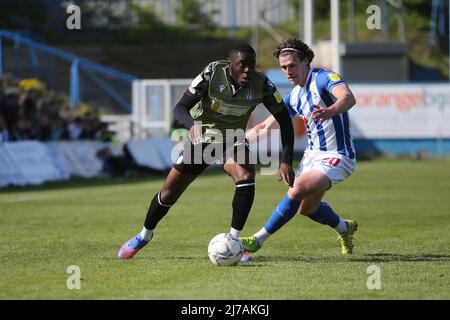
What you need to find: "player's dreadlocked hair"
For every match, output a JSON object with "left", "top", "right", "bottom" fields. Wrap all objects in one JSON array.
[
  {"left": 229, "top": 43, "right": 256, "bottom": 58},
  {"left": 273, "top": 38, "right": 315, "bottom": 66}
]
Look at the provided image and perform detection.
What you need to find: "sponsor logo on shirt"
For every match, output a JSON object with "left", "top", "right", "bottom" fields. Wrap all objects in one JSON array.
[
  {"left": 328, "top": 73, "right": 341, "bottom": 82},
  {"left": 274, "top": 90, "right": 282, "bottom": 103},
  {"left": 245, "top": 89, "right": 255, "bottom": 100}
]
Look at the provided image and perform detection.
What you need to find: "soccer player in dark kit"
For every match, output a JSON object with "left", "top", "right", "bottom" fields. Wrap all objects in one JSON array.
[{"left": 118, "top": 43, "right": 295, "bottom": 259}]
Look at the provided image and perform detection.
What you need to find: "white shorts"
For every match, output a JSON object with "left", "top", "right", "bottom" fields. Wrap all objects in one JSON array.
[{"left": 296, "top": 150, "right": 356, "bottom": 186}]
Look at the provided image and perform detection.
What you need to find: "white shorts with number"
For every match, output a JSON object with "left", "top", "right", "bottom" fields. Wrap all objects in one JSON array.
[{"left": 296, "top": 150, "right": 356, "bottom": 186}]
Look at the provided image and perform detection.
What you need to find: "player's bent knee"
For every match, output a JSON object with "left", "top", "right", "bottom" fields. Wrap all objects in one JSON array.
[
  {"left": 159, "top": 189, "right": 179, "bottom": 205},
  {"left": 235, "top": 171, "right": 254, "bottom": 182},
  {"left": 298, "top": 207, "right": 314, "bottom": 216},
  {"left": 287, "top": 186, "right": 306, "bottom": 202},
  {"left": 226, "top": 166, "right": 255, "bottom": 182}
]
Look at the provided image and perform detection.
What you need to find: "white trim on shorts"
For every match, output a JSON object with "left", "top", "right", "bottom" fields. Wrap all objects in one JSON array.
[{"left": 296, "top": 150, "right": 356, "bottom": 186}]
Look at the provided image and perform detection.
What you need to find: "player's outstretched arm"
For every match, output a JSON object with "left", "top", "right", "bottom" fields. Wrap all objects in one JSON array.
[
  {"left": 173, "top": 90, "right": 202, "bottom": 143},
  {"left": 173, "top": 90, "right": 201, "bottom": 129},
  {"left": 271, "top": 108, "right": 295, "bottom": 187},
  {"left": 245, "top": 115, "right": 279, "bottom": 144},
  {"left": 261, "top": 77, "right": 295, "bottom": 186},
  {"left": 312, "top": 84, "right": 356, "bottom": 122}
]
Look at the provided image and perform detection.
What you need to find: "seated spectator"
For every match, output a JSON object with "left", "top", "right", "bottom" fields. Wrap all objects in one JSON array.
[
  {"left": 79, "top": 119, "right": 96, "bottom": 140},
  {"left": 67, "top": 117, "right": 83, "bottom": 140},
  {"left": 35, "top": 114, "right": 53, "bottom": 141},
  {"left": 96, "top": 146, "right": 134, "bottom": 177},
  {"left": 0, "top": 115, "right": 11, "bottom": 143},
  {"left": 0, "top": 79, "right": 5, "bottom": 101},
  {"left": 13, "top": 117, "right": 36, "bottom": 140},
  {"left": 0, "top": 91, "right": 21, "bottom": 127},
  {"left": 0, "top": 77, "right": 119, "bottom": 144},
  {"left": 96, "top": 146, "right": 155, "bottom": 178},
  {"left": 51, "top": 119, "right": 70, "bottom": 140},
  {"left": 95, "top": 122, "right": 115, "bottom": 143},
  {"left": 21, "top": 91, "right": 40, "bottom": 120}
]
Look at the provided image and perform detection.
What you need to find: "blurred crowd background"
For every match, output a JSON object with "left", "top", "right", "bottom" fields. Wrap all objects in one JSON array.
[{"left": 0, "top": 77, "right": 115, "bottom": 144}]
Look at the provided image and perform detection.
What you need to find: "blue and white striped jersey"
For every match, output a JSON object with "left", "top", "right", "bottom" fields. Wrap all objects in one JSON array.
[{"left": 283, "top": 68, "right": 355, "bottom": 159}]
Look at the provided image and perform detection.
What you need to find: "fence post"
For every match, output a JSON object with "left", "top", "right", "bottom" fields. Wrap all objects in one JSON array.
[
  {"left": 228, "top": 0, "right": 236, "bottom": 38},
  {"left": 331, "top": 0, "right": 341, "bottom": 75},
  {"left": 70, "top": 58, "right": 80, "bottom": 109},
  {"left": 0, "top": 32, "right": 3, "bottom": 77},
  {"left": 14, "top": 34, "right": 21, "bottom": 79},
  {"left": 29, "top": 46, "right": 40, "bottom": 78}
]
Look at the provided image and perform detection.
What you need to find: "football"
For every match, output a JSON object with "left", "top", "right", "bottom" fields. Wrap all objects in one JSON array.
[{"left": 208, "top": 233, "right": 244, "bottom": 266}]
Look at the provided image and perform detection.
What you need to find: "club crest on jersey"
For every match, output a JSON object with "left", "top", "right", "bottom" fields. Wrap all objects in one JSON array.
[
  {"left": 218, "top": 84, "right": 226, "bottom": 92},
  {"left": 245, "top": 89, "right": 255, "bottom": 100}
]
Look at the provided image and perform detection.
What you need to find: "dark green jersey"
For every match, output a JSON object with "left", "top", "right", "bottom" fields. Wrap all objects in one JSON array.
[{"left": 188, "top": 60, "right": 284, "bottom": 143}]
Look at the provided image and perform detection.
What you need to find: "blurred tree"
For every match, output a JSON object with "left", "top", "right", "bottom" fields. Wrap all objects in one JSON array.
[
  {"left": 288, "top": 0, "right": 301, "bottom": 22},
  {"left": 402, "top": 0, "right": 432, "bottom": 18},
  {"left": 287, "top": 0, "right": 332, "bottom": 21},
  {"left": 0, "top": 0, "right": 46, "bottom": 32},
  {"left": 131, "top": 0, "right": 162, "bottom": 29},
  {"left": 174, "top": 0, "right": 218, "bottom": 29}
]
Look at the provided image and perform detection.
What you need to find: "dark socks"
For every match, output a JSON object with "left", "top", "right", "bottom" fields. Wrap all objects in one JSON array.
[
  {"left": 231, "top": 179, "right": 255, "bottom": 231},
  {"left": 144, "top": 192, "right": 173, "bottom": 230}
]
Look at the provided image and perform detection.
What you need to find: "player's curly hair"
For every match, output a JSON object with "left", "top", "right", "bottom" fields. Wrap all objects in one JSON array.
[{"left": 273, "top": 38, "right": 315, "bottom": 66}]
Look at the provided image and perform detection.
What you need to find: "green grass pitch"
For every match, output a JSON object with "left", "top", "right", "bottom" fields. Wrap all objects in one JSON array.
[{"left": 1, "top": 159, "right": 449, "bottom": 299}]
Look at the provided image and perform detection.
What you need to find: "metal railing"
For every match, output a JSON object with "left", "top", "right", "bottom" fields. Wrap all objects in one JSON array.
[{"left": 0, "top": 29, "right": 138, "bottom": 113}]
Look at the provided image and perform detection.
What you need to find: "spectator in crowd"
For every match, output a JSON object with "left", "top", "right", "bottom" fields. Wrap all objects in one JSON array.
[
  {"left": 0, "top": 78, "right": 117, "bottom": 144},
  {"left": 0, "top": 91, "right": 21, "bottom": 130},
  {"left": 67, "top": 117, "right": 83, "bottom": 139},
  {"left": 21, "top": 90, "right": 40, "bottom": 120},
  {"left": 96, "top": 146, "right": 130, "bottom": 177},
  {"left": 96, "top": 145, "right": 153, "bottom": 178},
  {"left": 0, "top": 79, "right": 5, "bottom": 101},
  {"left": 0, "top": 115, "right": 11, "bottom": 143},
  {"left": 13, "top": 117, "right": 35, "bottom": 140},
  {"left": 95, "top": 121, "right": 115, "bottom": 143},
  {"left": 50, "top": 119, "right": 69, "bottom": 140},
  {"left": 35, "top": 114, "right": 53, "bottom": 141},
  {"left": 79, "top": 118, "right": 96, "bottom": 140}
]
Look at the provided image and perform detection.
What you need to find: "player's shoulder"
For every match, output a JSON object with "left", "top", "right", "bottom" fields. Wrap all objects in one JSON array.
[
  {"left": 255, "top": 69, "right": 269, "bottom": 81},
  {"left": 257, "top": 72, "right": 276, "bottom": 90},
  {"left": 203, "top": 60, "right": 226, "bottom": 74},
  {"left": 313, "top": 68, "right": 345, "bottom": 91},
  {"left": 288, "top": 83, "right": 301, "bottom": 96},
  {"left": 202, "top": 60, "right": 227, "bottom": 76},
  {"left": 314, "top": 67, "right": 343, "bottom": 82},
  {"left": 198, "top": 60, "right": 226, "bottom": 83}
]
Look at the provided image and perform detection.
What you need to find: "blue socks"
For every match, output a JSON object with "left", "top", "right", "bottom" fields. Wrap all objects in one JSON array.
[
  {"left": 307, "top": 201, "right": 340, "bottom": 228},
  {"left": 263, "top": 194, "right": 301, "bottom": 234}
]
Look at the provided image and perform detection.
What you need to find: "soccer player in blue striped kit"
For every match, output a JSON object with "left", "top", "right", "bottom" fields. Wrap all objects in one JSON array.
[{"left": 240, "top": 38, "right": 358, "bottom": 261}]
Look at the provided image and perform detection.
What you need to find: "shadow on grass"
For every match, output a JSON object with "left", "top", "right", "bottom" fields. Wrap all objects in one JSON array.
[
  {"left": 352, "top": 253, "right": 450, "bottom": 263},
  {"left": 115, "top": 255, "right": 267, "bottom": 268},
  {"left": 108, "top": 252, "right": 450, "bottom": 265},
  {"left": 245, "top": 253, "right": 450, "bottom": 264}
]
